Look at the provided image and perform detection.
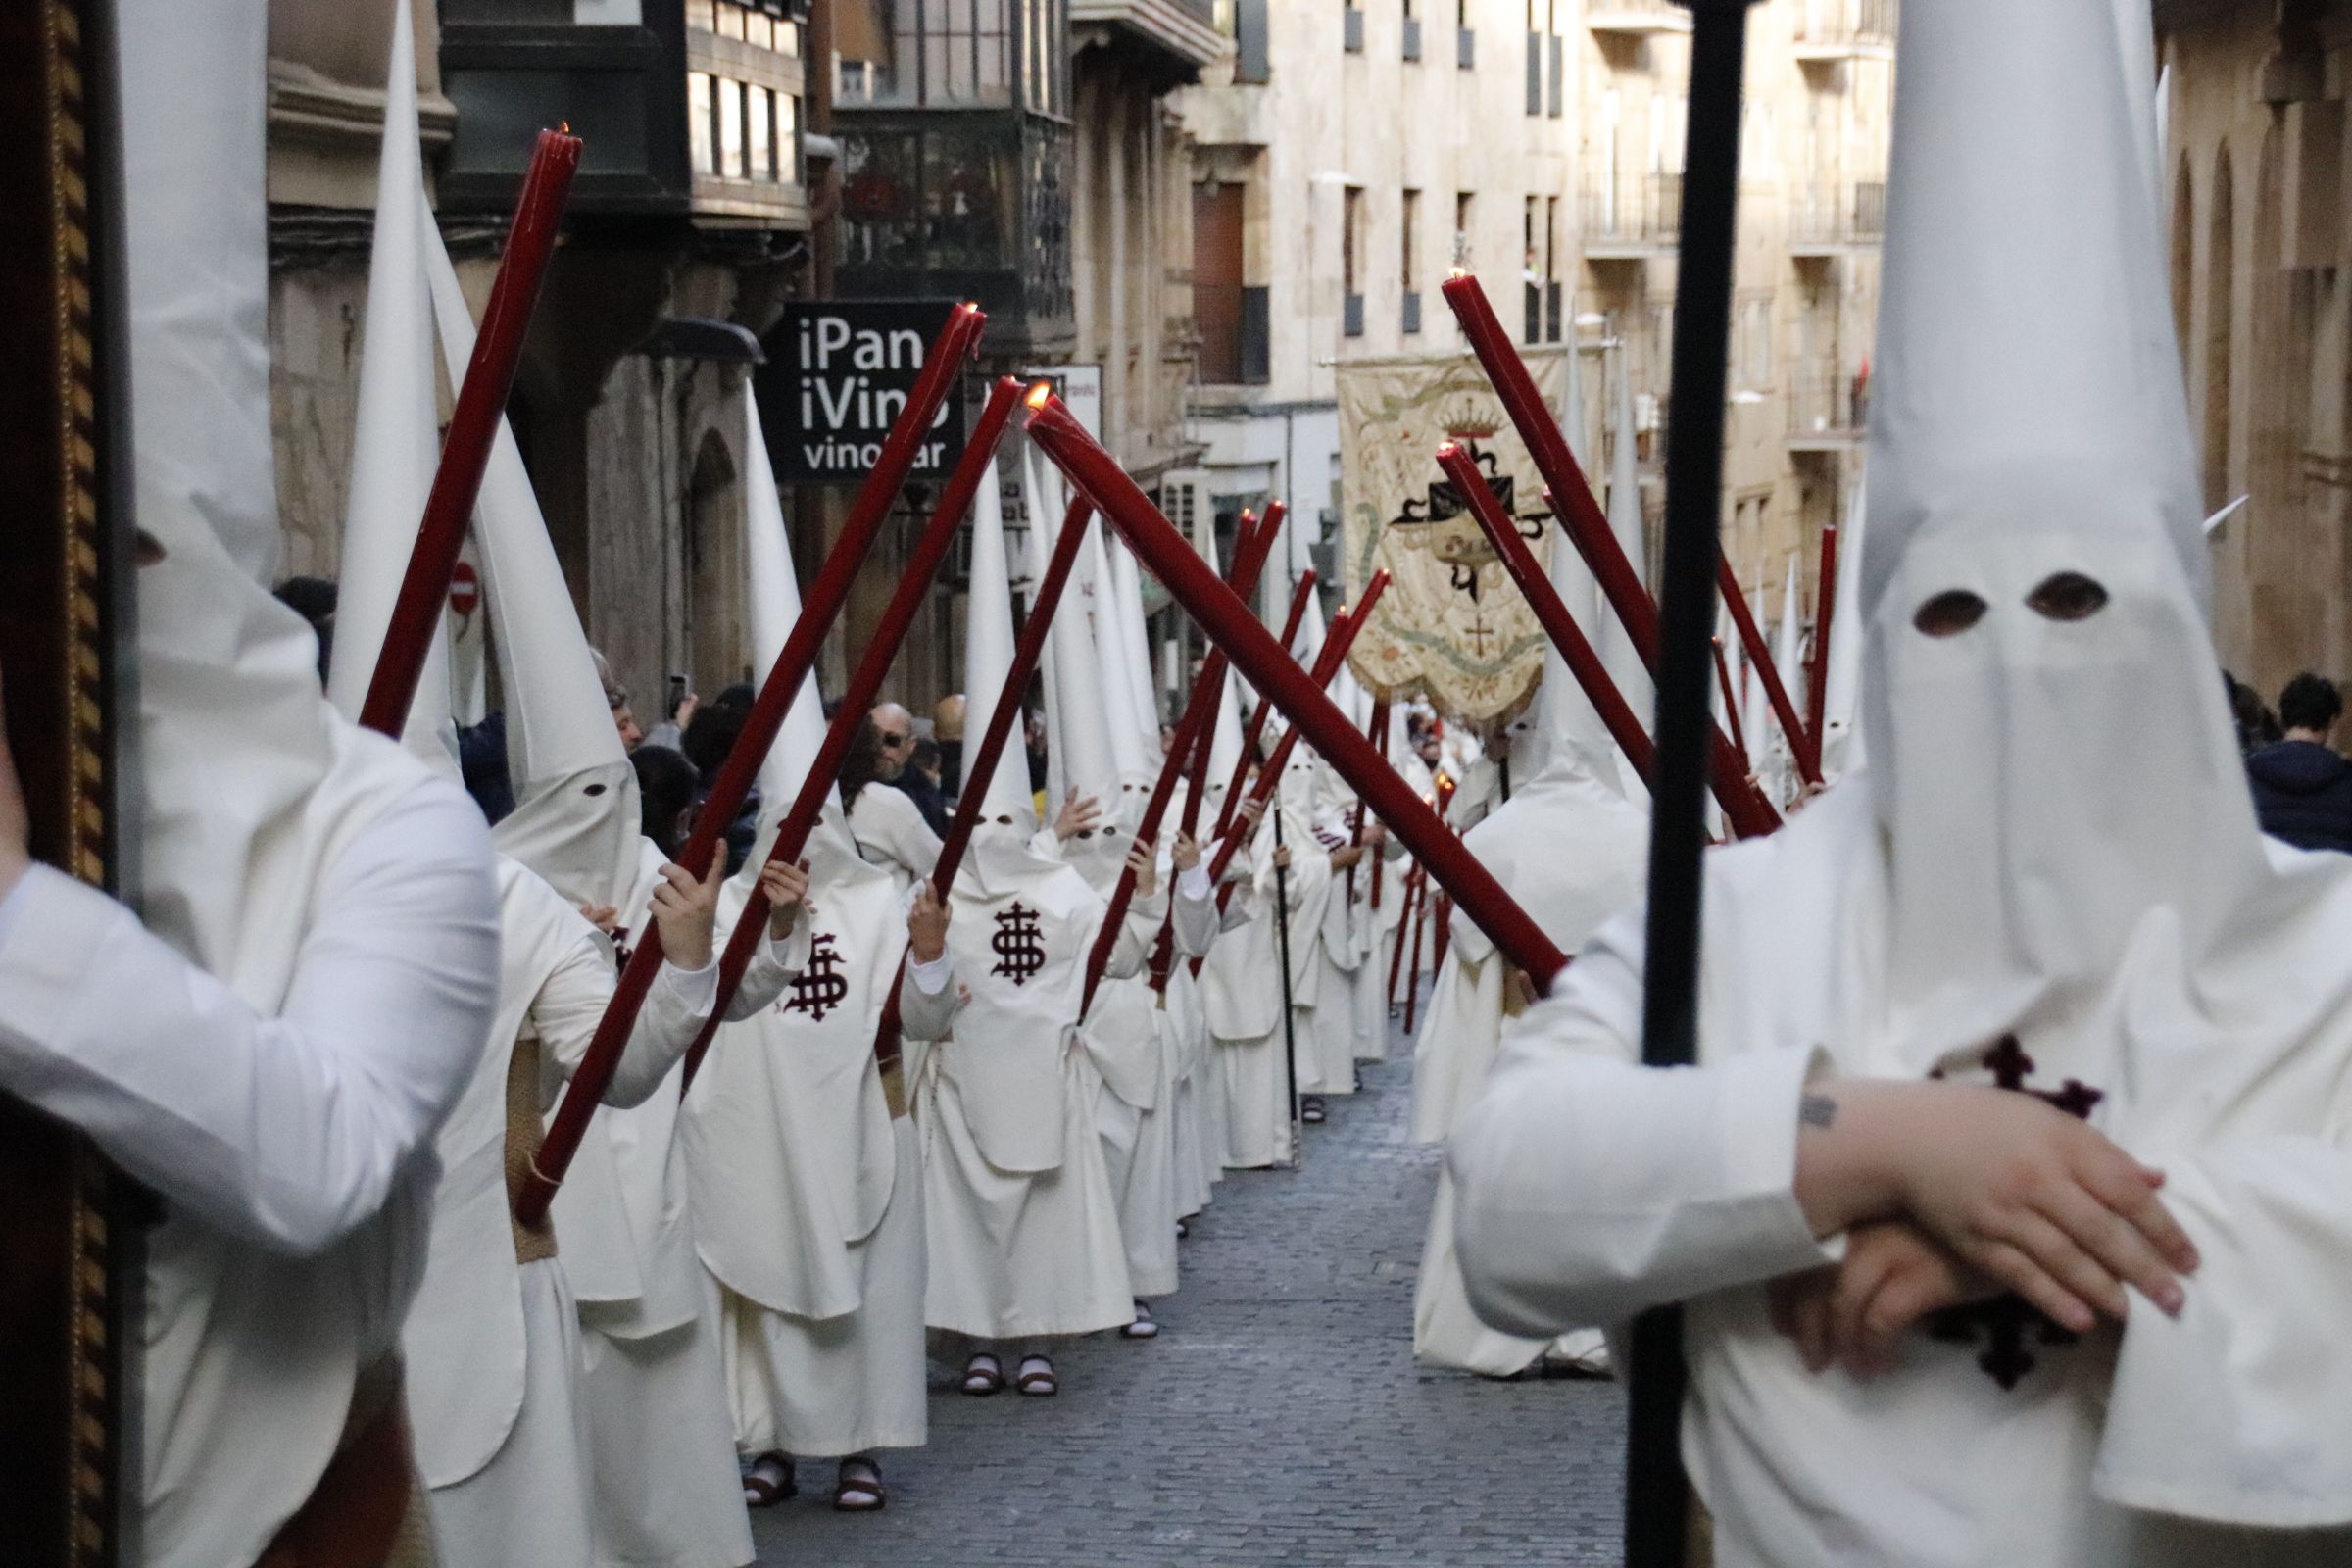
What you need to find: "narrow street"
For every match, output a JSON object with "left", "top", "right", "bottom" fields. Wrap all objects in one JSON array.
[{"left": 755, "top": 1018, "right": 1625, "bottom": 1566}]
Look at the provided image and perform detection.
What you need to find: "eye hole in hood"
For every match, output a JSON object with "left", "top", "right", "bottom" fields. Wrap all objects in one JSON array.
[
  {"left": 2027, "top": 571, "right": 2109, "bottom": 623},
  {"left": 1914, "top": 589, "right": 1988, "bottom": 638}
]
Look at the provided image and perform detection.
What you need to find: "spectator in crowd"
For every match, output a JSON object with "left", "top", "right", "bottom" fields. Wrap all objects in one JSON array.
[
  {"left": 933, "top": 693, "right": 966, "bottom": 797},
  {"left": 2245, "top": 672, "right": 2352, "bottom": 853},
  {"left": 632, "top": 744, "right": 700, "bottom": 860},
  {"left": 456, "top": 710, "right": 514, "bottom": 825},
  {"left": 1025, "top": 707, "right": 1050, "bottom": 796},
  {"left": 591, "top": 649, "right": 646, "bottom": 753},
  {"left": 898, "top": 734, "right": 952, "bottom": 834},
  {"left": 866, "top": 701, "right": 947, "bottom": 834},
  {"left": 682, "top": 683, "right": 760, "bottom": 873},
  {"left": 2224, "top": 669, "right": 2280, "bottom": 755}
]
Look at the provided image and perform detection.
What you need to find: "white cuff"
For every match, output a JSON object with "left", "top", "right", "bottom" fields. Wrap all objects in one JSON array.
[
  {"left": 1178, "top": 863, "right": 1212, "bottom": 902},
  {"left": 909, "top": 952, "right": 954, "bottom": 995}
]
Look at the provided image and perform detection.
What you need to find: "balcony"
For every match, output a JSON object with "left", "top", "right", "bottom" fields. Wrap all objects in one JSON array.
[
  {"left": 1791, "top": 0, "right": 1897, "bottom": 62},
  {"left": 1070, "top": 0, "right": 1228, "bottom": 82},
  {"left": 1787, "top": 366, "right": 1868, "bottom": 452},
  {"left": 1786, "top": 179, "right": 1885, "bottom": 256},
  {"left": 435, "top": 1, "right": 815, "bottom": 229},
  {"left": 1587, "top": 0, "right": 1691, "bottom": 38},
  {"left": 1581, "top": 171, "right": 1682, "bottom": 260}
]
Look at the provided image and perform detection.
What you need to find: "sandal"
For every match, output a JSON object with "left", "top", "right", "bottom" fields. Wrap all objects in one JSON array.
[
  {"left": 1014, "top": 1354, "right": 1058, "bottom": 1396},
  {"left": 961, "top": 1352, "right": 1005, "bottom": 1396},
  {"left": 742, "top": 1451, "right": 796, "bottom": 1507},
  {"left": 1121, "top": 1300, "right": 1160, "bottom": 1340},
  {"left": 833, "top": 1455, "right": 886, "bottom": 1512},
  {"left": 1175, "top": 1217, "right": 1190, "bottom": 1240},
  {"left": 1300, "top": 1097, "right": 1327, "bottom": 1124}
]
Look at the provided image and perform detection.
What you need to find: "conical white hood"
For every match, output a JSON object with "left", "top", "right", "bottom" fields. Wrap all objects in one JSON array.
[
  {"left": 1774, "top": 554, "right": 1804, "bottom": 758},
  {"left": 123, "top": 0, "right": 431, "bottom": 1022},
  {"left": 740, "top": 394, "right": 876, "bottom": 891},
  {"left": 1521, "top": 457, "right": 1621, "bottom": 792},
  {"left": 1106, "top": 536, "right": 1163, "bottom": 765},
  {"left": 323, "top": 0, "right": 455, "bottom": 780},
  {"left": 1860, "top": 0, "right": 2201, "bottom": 620},
  {"left": 1820, "top": 478, "right": 1868, "bottom": 775},
  {"left": 421, "top": 212, "right": 640, "bottom": 906},
  {"left": 1038, "top": 504, "right": 1126, "bottom": 889},
  {"left": 1858, "top": 0, "right": 2256, "bottom": 1049},
  {"left": 1602, "top": 346, "right": 1655, "bottom": 723},
  {"left": 964, "top": 456, "right": 1060, "bottom": 893}
]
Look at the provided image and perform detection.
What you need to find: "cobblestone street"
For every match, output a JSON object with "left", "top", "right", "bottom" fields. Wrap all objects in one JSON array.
[{"left": 754, "top": 1016, "right": 1625, "bottom": 1566}]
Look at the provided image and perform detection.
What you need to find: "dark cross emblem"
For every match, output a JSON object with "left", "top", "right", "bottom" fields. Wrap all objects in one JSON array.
[
  {"left": 781, "top": 931, "right": 850, "bottom": 1021},
  {"left": 990, "top": 901, "right": 1047, "bottom": 986},
  {"left": 1925, "top": 1035, "right": 2106, "bottom": 1390}
]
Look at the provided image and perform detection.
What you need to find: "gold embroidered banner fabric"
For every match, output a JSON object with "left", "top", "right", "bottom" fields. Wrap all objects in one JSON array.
[{"left": 1338, "top": 347, "right": 1573, "bottom": 734}]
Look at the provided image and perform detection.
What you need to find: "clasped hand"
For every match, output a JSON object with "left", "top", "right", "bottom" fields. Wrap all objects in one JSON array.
[{"left": 1778, "top": 1078, "right": 2199, "bottom": 1378}]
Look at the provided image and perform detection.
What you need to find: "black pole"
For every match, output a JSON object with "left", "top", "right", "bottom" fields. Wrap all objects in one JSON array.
[
  {"left": 1627, "top": 5, "right": 1758, "bottom": 1567},
  {"left": 1269, "top": 800, "right": 1304, "bottom": 1170}
]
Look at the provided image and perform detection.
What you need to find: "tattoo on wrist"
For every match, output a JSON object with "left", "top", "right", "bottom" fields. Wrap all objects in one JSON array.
[{"left": 1799, "top": 1093, "right": 1838, "bottom": 1131}]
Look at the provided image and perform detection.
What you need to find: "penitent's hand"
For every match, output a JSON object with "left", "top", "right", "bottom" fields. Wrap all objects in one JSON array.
[
  {"left": 0, "top": 669, "right": 27, "bottom": 902},
  {"left": 650, "top": 856, "right": 725, "bottom": 971},
  {"left": 1124, "top": 840, "right": 1157, "bottom": 901},
  {"left": 1793, "top": 1079, "right": 2197, "bottom": 1337},
  {"left": 1272, "top": 845, "right": 1292, "bottom": 871},
  {"left": 760, "top": 858, "right": 811, "bottom": 940},
  {"left": 1768, "top": 1220, "right": 1996, "bottom": 1378},
  {"left": 1171, "top": 832, "right": 1201, "bottom": 874},
  {"left": 908, "top": 881, "right": 950, "bottom": 962},
  {"left": 1054, "top": 789, "right": 1102, "bottom": 842}
]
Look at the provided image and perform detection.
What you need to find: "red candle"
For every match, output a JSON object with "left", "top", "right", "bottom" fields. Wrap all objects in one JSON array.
[
  {"left": 361, "top": 127, "right": 581, "bottom": 737},
  {"left": 1806, "top": 520, "right": 1839, "bottom": 758},
  {"left": 678, "top": 375, "right": 1024, "bottom": 1090},
  {"left": 519, "top": 301, "right": 983, "bottom": 1226},
  {"left": 1179, "top": 503, "right": 1283, "bottom": 842},
  {"left": 1212, "top": 571, "right": 1391, "bottom": 882},
  {"left": 1436, "top": 442, "right": 1659, "bottom": 791},
  {"left": 1717, "top": 558, "right": 1822, "bottom": 787},
  {"left": 1025, "top": 387, "right": 1572, "bottom": 989},
  {"left": 1210, "top": 567, "right": 1318, "bottom": 842},
  {"left": 1083, "top": 508, "right": 1284, "bottom": 1010}
]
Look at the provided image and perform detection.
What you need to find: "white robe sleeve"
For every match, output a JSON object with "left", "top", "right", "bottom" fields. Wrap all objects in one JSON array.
[
  {"left": 523, "top": 920, "right": 719, "bottom": 1112},
  {"left": 2092, "top": 1136, "right": 2352, "bottom": 1527},
  {"left": 1172, "top": 864, "right": 1218, "bottom": 958},
  {"left": 0, "top": 779, "right": 497, "bottom": 1257},
  {"left": 1446, "top": 908, "right": 1838, "bottom": 1337},
  {"left": 727, "top": 920, "right": 813, "bottom": 1020},
  {"left": 898, "top": 952, "right": 963, "bottom": 1042}
]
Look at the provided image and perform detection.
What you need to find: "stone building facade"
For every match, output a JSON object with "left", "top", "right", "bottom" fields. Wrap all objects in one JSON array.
[
  {"left": 2159, "top": 0, "right": 2352, "bottom": 702},
  {"left": 1173, "top": 0, "right": 1894, "bottom": 663}
]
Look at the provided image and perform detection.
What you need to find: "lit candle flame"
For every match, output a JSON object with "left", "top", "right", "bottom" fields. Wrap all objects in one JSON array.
[{"left": 1024, "top": 381, "right": 1054, "bottom": 410}]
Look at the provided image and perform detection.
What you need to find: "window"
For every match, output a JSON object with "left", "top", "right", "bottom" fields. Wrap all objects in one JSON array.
[
  {"left": 1223, "top": 0, "right": 1271, "bottom": 82},
  {"left": 1523, "top": 196, "right": 1542, "bottom": 344},
  {"left": 689, "top": 71, "right": 716, "bottom": 176},
  {"left": 1402, "top": 188, "right": 1422, "bottom": 333},
  {"left": 871, "top": 0, "right": 1024, "bottom": 109},
  {"left": 1401, "top": 188, "right": 1420, "bottom": 290},
  {"left": 720, "top": 77, "right": 747, "bottom": 177},
  {"left": 1343, "top": 184, "right": 1366, "bottom": 337},
  {"left": 749, "top": 83, "right": 773, "bottom": 180},
  {"left": 1544, "top": 195, "right": 1562, "bottom": 342},
  {"left": 1453, "top": 191, "right": 1474, "bottom": 267}
]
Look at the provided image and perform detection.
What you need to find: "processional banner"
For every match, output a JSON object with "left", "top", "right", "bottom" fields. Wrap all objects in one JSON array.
[{"left": 1337, "top": 347, "right": 1572, "bottom": 734}]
